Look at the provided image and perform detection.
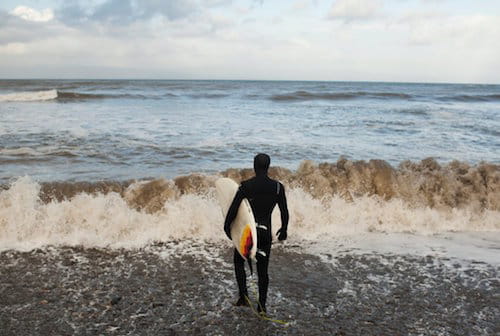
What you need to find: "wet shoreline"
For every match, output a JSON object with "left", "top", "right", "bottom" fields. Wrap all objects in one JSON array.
[{"left": 1, "top": 243, "right": 498, "bottom": 335}]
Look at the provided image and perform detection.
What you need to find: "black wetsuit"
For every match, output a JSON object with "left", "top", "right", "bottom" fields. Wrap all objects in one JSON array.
[{"left": 224, "top": 172, "right": 289, "bottom": 309}]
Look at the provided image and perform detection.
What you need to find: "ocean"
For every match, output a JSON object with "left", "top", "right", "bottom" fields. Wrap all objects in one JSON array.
[
  {"left": 1, "top": 80, "right": 499, "bottom": 182},
  {"left": 0, "top": 80, "right": 499, "bottom": 335}
]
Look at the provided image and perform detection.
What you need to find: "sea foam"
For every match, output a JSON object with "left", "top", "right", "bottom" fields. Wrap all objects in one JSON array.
[
  {"left": 0, "top": 176, "right": 498, "bottom": 251},
  {"left": 0, "top": 89, "right": 58, "bottom": 102}
]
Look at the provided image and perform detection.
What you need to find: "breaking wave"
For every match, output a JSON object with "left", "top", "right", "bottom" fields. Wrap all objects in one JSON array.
[
  {"left": 56, "top": 91, "right": 152, "bottom": 100},
  {"left": 0, "top": 90, "right": 160, "bottom": 102},
  {"left": 0, "top": 159, "right": 498, "bottom": 251},
  {"left": 0, "top": 89, "right": 58, "bottom": 102}
]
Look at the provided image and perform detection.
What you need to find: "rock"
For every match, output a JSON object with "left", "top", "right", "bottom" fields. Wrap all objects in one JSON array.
[{"left": 110, "top": 296, "right": 122, "bottom": 305}]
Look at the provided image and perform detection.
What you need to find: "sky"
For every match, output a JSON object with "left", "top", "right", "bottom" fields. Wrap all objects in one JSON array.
[{"left": 0, "top": 0, "right": 499, "bottom": 83}]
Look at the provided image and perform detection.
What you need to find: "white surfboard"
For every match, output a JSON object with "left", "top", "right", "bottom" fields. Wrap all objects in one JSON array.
[{"left": 215, "top": 177, "right": 257, "bottom": 261}]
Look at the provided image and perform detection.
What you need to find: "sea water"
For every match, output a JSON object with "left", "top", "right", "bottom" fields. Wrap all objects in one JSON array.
[
  {"left": 1, "top": 79, "right": 498, "bottom": 182},
  {"left": 0, "top": 80, "right": 498, "bottom": 259}
]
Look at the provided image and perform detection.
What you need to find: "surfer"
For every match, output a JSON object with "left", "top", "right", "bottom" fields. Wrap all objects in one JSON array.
[{"left": 224, "top": 153, "right": 289, "bottom": 314}]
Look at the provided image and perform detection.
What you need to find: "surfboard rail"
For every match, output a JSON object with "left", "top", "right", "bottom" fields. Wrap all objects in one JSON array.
[{"left": 215, "top": 177, "right": 257, "bottom": 261}]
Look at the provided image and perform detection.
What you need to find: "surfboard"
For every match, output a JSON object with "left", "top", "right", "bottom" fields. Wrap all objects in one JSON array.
[{"left": 215, "top": 177, "right": 257, "bottom": 261}]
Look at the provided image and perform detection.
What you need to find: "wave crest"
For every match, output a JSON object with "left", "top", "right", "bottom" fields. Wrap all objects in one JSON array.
[
  {"left": 12, "top": 158, "right": 497, "bottom": 213},
  {"left": 56, "top": 91, "right": 151, "bottom": 100},
  {"left": 0, "top": 90, "right": 157, "bottom": 102},
  {"left": 223, "top": 158, "right": 499, "bottom": 212},
  {"left": 0, "top": 170, "right": 498, "bottom": 251},
  {"left": 0, "top": 89, "right": 57, "bottom": 102},
  {"left": 1, "top": 158, "right": 498, "bottom": 252}
]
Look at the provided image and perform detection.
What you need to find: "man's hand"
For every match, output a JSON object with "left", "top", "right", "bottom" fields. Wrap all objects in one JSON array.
[{"left": 276, "top": 228, "right": 287, "bottom": 241}]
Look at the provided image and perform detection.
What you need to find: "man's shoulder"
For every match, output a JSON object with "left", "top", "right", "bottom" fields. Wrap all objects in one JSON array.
[
  {"left": 241, "top": 175, "right": 277, "bottom": 184},
  {"left": 241, "top": 175, "right": 283, "bottom": 191},
  {"left": 239, "top": 177, "right": 254, "bottom": 192},
  {"left": 265, "top": 175, "right": 282, "bottom": 186},
  {"left": 240, "top": 176, "right": 255, "bottom": 186}
]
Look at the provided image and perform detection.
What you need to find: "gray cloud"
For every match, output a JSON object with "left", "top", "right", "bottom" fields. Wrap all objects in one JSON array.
[
  {"left": 201, "top": 0, "right": 234, "bottom": 7},
  {"left": 0, "top": 10, "right": 11, "bottom": 28},
  {"left": 2, "top": 0, "right": 498, "bottom": 82},
  {"left": 135, "top": 0, "right": 199, "bottom": 20},
  {"left": 328, "top": 0, "right": 383, "bottom": 22},
  {"left": 91, "top": 0, "right": 136, "bottom": 24},
  {"left": 57, "top": 0, "right": 214, "bottom": 26},
  {"left": 0, "top": 10, "right": 58, "bottom": 45}
]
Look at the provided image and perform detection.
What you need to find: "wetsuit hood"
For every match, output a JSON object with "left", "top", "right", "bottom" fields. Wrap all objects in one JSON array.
[{"left": 254, "top": 153, "right": 270, "bottom": 176}]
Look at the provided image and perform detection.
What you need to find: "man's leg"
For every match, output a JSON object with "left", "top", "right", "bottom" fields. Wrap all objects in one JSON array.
[
  {"left": 233, "top": 248, "right": 248, "bottom": 305},
  {"left": 256, "top": 245, "right": 271, "bottom": 313}
]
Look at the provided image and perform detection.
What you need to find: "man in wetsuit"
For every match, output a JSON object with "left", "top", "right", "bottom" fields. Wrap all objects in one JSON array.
[{"left": 224, "top": 153, "right": 289, "bottom": 314}]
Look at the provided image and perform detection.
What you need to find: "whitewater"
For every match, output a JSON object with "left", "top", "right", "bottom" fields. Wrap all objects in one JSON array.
[{"left": 1, "top": 159, "right": 498, "bottom": 257}]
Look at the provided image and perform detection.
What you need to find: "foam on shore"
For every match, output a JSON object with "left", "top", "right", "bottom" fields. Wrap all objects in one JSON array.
[{"left": 1, "top": 169, "right": 498, "bottom": 251}]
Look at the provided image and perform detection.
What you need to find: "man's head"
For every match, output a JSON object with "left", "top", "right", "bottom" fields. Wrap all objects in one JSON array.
[{"left": 254, "top": 153, "right": 270, "bottom": 175}]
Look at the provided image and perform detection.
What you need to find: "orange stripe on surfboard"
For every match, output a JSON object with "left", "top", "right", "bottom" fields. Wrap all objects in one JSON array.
[{"left": 240, "top": 224, "right": 254, "bottom": 259}]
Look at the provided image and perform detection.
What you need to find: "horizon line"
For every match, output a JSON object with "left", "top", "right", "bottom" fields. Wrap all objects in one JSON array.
[{"left": 1, "top": 77, "right": 499, "bottom": 86}]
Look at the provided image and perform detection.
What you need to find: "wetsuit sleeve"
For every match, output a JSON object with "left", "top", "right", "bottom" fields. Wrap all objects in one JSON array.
[
  {"left": 224, "top": 186, "right": 245, "bottom": 239},
  {"left": 277, "top": 183, "right": 289, "bottom": 231}
]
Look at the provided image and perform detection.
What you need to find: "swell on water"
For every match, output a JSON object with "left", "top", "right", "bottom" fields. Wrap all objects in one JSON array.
[
  {"left": 0, "top": 90, "right": 152, "bottom": 102},
  {"left": 269, "top": 91, "right": 500, "bottom": 102},
  {"left": 2, "top": 88, "right": 499, "bottom": 103},
  {"left": 0, "top": 158, "right": 498, "bottom": 251},
  {"left": 56, "top": 91, "right": 151, "bottom": 100},
  {"left": 269, "top": 91, "right": 414, "bottom": 102},
  {"left": 438, "top": 94, "right": 500, "bottom": 102}
]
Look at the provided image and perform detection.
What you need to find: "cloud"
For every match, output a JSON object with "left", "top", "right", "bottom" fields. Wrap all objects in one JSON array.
[
  {"left": 57, "top": 0, "right": 202, "bottom": 26},
  {"left": 1, "top": 0, "right": 498, "bottom": 82},
  {"left": 10, "top": 5, "right": 54, "bottom": 22},
  {"left": 202, "top": 0, "right": 233, "bottom": 7},
  {"left": 135, "top": 0, "right": 200, "bottom": 20},
  {"left": 328, "top": 0, "right": 382, "bottom": 22},
  {"left": 397, "top": 11, "right": 500, "bottom": 47},
  {"left": 0, "top": 10, "right": 61, "bottom": 45},
  {"left": 90, "top": 0, "right": 136, "bottom": 24},
  {"left": 0, "top": 42, "right": 27, "bottom": 55},
  {"left": 291, "top": 0, "right": 315, "bottom": 12}
]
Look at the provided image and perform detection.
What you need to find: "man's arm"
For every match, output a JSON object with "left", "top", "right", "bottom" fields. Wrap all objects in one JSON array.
[
  {"left": 276, "top": 182, "right": 289, "bottom": 241},
  {"left": 224, "top": 186, "right": 245, "bottom": 239}
]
